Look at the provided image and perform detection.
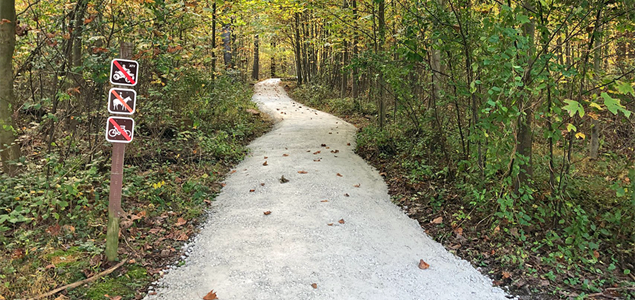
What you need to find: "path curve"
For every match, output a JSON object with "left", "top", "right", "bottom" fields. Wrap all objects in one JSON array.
[{"left": 145, "top": 79, "right": 510, "bottom": 300}]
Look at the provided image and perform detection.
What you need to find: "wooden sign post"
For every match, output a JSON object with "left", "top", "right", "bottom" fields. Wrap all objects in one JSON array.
[{"left": 106, "top": 42, "right": 136, "bottom": 262}]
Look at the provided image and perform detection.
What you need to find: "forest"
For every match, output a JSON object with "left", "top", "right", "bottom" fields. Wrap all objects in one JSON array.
[{"left": 0, "top": 0, "right": 634, "bottom": 299}]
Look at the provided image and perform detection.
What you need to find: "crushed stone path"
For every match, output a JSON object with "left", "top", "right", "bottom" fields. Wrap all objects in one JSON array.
[{"left": 145, "top": 79, "right": 510, "bottom": 300}]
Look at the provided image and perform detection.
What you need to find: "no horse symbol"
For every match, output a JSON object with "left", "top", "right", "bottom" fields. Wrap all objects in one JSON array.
[
  {"left": 110, "top": 59, "right": 139, "bottom": 86},
  {"left": 108, "top": 88, "right": 136, "bottom": 115}
]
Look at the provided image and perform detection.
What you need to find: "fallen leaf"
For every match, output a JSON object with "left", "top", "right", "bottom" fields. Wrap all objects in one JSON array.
[
  {"left": 220, "top": 183, "right": 226, "bottom": 187},
  {"left": 311, "top": 283, "right": 317, "bottom": 289},
  {"left": 249, "top": 189, "right": 255, "bottom": 192},
  {"left": 418, "top": 259, "right": 430, "bottom": 270},
  {"left": 321, "top": 144, "right": 326, "bottom": 147},
  {"left": 263, "top": 161, "right": 268, "bottom": 166},
  {"left": 327, "top": 223, "right": 333, "bottom": 226},
  {"left": 45, "top": 264, "right": 56, "bottom": 269},
  {"left": 321, "top": 200, "right": 329, "bottom": 202},
  {"left": 203, "top": 290, "right": 218, "bottom": 300},
  {"left": 298, "top": 170, "right": 308, "bottom": 174},
  {"left": 353, "top": 184, "right": 360, "bottom": 188},
  {"left": 313, "top": 159, "right": 321, "bottom": 162},
  {"left": 264, "top": 156, "right": 268, "bottom": 159},
  {"left": 313, "top": 151, "right": 321, "bottom": 154},
  {"left": 260, "top": 183, "right": 265, "bottom": 186},
  {"left": 593, "top": 250, "right": 600, "bottom": 259},
  {"left": 431, "top": 217, "right": 443, "bottom": 224},
  {"left": 493, "top": 225, "right": 500, "bottom": 235},
  {"left": 279, "top": 176, "right": 289, "bottom": 183},
  {"left": 344, "top": 193, "right": 350, "bottom": 197},
  {"left": 347, "top": 143, "right": 351, "bottom": 146},
  {"left": 175, "top": 218, "right": 187, "bottom": 226},
  {"left": 264, "top": 211, "right": 272, "bottom": 215},
  {"left": 336, "top": 173, "right": 343, "bottom": 177},
  {"left": 331, "top": 150, "right": 339, "bottom": 153},
  {"left": 283, "top": 154, "right": 289, "bottom": 157},
  {"left": 230, "top": 170, "right": 236, "bottom": 174},
  {"left": 502, "top": 271, "right": 511, "bottom": 279},
  {"left": 338, "top": 219, "right": 345, "bottom": 224},
  {"left": 204, "top": 199, "right": 212, "bottom": 205},
  {"left": 454, "top": 227, "right": 463, "bottom": 236}
]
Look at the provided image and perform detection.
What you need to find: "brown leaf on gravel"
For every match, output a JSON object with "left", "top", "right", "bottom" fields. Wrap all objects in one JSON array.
[
  {"left": 344, "top": 193, "right": 350, "bottom": 197},
  {"left": 321, "top": 144, "right": 326, "bottom": 147},
  {"left": 327, "top": 223, "right": 333, "bottom": 226},
  {"left": 249, "top": 189, "right": 255, "bottom": 192},
  {"left": 175, "top": 218, "right": 187, "bottom": 226},
  {"left": 264, "top": 211, "right": 272, "bottom": 215},
  {"left": 353, "top": 184, "right": 360, "bottom": 188},
  {"left": 321, "top": 200, "right": 329, "bottom": 202},
  {"left": 203, "top": 290, "right": 218, "bottom": 300},
  {"left": 502, "top": 271, "right": 511, "bottom": 279},
  {"left": 311, "top": 283, "right": 318, "bottom": 289},
  {"left": 279, "top": 176, "right": 289, "bottom": 183},
  {"left": 347, "top": 143, "right": 351, "bottom": 146},
  {"left": 313, "top": 159, "right": 321, "bottom": 162},
  {"left": 338, "top": 219, "right": 345, "bottom": 224},
  {"left": 263, "top": 161, "right": 268, "bottom": 166},
  {"left": 260, "top": 183, "right": 265, "bottom": 186},
  {"left": 331, "top": 150, "right": 339, "bottom": 153},
  {"left": 204, "top": 199, "right": 212, "bottom": 206},
  {"left": 313, "top": 151, "right": 321, "bottom": 154},
  {"left": 431, "top": 217, "right": 443, "bottom": 224},
  {"left": 264, "top": 156, "right": 268, "bottom": 159},
  {"left": 283, "top": 154, "right": 289, "bottom": 157},
  {"left": 418, "top": 259, "right": 430, "bottom": 270},
  {"left": 230, "top": 170, "right": 236, "bottom": 174},
  {"left": 298, "top": 170, "right": 308, "bottom": 174},
  {"left": 336, "top": 173, "right": 343, "bottom": 177},
  {"left": 220, "top": 183, "right": 226, "bottom": 187}
]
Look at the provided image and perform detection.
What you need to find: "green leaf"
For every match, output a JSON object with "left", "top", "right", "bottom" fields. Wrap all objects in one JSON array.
[
  {"left": 517, "top": 14, "right": 530, "bottom": 24},
  {"left": 563, "top": 100, "right": 584, "bottom": 118},
  {"left": 601, "top": 92, "right": 632, "bottom": 118},
  {"left": 615, "top": 81, "right": 635, "bottom": 96},
  {"left": 567, "top": 123, "right": 577, "bottom": 132}
]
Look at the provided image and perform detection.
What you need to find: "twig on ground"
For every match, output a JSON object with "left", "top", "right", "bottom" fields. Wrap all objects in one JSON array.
[{"left": 27, "top": 259, "right": 127, "bottom": 300}]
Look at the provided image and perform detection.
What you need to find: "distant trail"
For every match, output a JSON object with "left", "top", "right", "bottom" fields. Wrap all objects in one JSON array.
[{"left": 145, "top": 79, "right": 510, "bottom": 300}]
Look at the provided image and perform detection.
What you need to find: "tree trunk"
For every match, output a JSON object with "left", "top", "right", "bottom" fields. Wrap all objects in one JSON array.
[
  {"left": 294, "top": 12, "right": 303, "bottom": 84},
  {"left": 351, "top": 0, "right": 359, "bottom": 102},
  {"left": 0, "top": 0, "right": 21, "bottom": 176},
  {"left": 377, "top": 0, "right": 386, "bottom": 129},
  {"left": 211, "top": 2, "right": 216, "bottom": 79},
  {"left": 590, "top": 18, "right": 603, "bottom": 159},
  {"left": 514, "top": 0, "right": 536, "bottom": 192},
  {"left": 252, "top": 34, "right": 259, "bottom": 80},
  {"left": 222, "top": 21, "right": 232, "bottom": 69},
  {"left": 271, "top": 40, "right": 276, "bottom": 78}
]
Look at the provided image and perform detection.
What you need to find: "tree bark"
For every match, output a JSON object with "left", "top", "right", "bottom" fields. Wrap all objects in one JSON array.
[
  {"left": 294, "top": 12, "right": 303, "bottom": 84},
  {"left": 252, "top": 34, "right": 259, "bottom": 80},
  {"left": 271, "top": 40, "right": 276, "bottom": 78},
  {"left": 0, "top": 0, "right": 21, "bottom": 176},
  {"left": 211, "top": 2, "right": 217, "bottom": 79},
  {"left": 222, "top": 20, "right": 232, "bottom": 69},
  {"left": 590, "top": 17, "right": 603, "bottom": 159}
]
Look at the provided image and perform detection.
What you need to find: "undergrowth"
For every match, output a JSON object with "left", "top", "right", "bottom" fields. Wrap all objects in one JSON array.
[
  {"left": 290, "top": 81, "right": 635, "bottom": 299},
  {"left": 0, "top": 73, "right": 272, "bottom": 300}
]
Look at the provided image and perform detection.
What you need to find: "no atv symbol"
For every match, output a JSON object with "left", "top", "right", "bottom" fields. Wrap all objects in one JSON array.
[
  {"left": 108, "top": 88, "right": 136, "bottom": 115},
  {"left": 109, "top": 59, "right": 139, "bottom": 86}
]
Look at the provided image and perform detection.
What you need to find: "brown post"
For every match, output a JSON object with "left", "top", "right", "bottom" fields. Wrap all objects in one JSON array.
[{"left": 105, "top": 42, "right": 133, "bottom": 262}]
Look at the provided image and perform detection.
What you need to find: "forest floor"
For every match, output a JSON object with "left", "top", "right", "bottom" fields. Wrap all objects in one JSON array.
[
  {"left": 144, "top": 79, "right": 509, "bottom": 300},
  {"left": 284, "top": 80, "right": 635, "bottom": 300}
]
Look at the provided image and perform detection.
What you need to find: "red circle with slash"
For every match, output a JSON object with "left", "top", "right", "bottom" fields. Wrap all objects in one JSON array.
[{"left": 106, "top": 117, "right": 135, "bottom": 143}]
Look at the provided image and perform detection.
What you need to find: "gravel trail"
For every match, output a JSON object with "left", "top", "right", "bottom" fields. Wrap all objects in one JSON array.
[{"left": 145, "top": 79, "right": 510, "bottom": 300}]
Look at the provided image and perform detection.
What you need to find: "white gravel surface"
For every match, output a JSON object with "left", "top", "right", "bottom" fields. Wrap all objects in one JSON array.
[{"left": 145, "top": 79, "right": 511, "bottom": 300}]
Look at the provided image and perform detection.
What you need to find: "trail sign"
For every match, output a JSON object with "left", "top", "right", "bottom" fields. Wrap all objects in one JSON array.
[
  {"left": 108, "top": 88, "right": 136, "bottom": 115},
  {"left": 105, "top": 116, "right": 135, "bottom": 143},
  {"left": 109, "top": 59, "right": 139, "bottom": 86}
]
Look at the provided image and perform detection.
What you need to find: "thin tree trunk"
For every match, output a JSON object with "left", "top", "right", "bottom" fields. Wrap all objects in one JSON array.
[
  {"left": 211, "top": 2, "right": 216, "bottom": 80},
  {"left": 590, "top": 17, "right": 603, "bottom": 159},
  {"left": 252, "top": 34, "right": 259, "bottom": 80},
  {"left": 294, "top": 12, "right": 303, "bottom": 84},
  {"left": 222, "top": 19, "right": 232, "bottom": 69},
  {"left": 271, "top": 40, "right": 276, "bottom": 78},
  {"left": 0, "top": 0, "right": 21, "bottom": 175}
]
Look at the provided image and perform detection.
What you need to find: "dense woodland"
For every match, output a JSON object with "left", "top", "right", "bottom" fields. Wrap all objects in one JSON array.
[{"left": 0, "top": 0, "right": 634, "bottom": 299}]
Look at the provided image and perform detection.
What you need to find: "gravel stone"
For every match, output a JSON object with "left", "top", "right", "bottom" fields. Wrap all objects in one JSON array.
[{"left": 144, "top": 79, "right": 511, "bottom": 300}]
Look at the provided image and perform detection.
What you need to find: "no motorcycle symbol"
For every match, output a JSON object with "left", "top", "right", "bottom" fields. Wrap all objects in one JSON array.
[{"left": 109, "top": 59, "right": 139, "bottom": 86}]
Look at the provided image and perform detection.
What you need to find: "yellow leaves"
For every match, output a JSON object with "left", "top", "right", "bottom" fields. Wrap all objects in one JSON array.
[
  {"left": 575, "top": 132, "right": 586, "bottom": 140},
  {"left": 152, "top": 180, "right": 166, "bottom": 189},
  {"left": 589, "top": 102, "right": 603, "bottom": 111}
]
